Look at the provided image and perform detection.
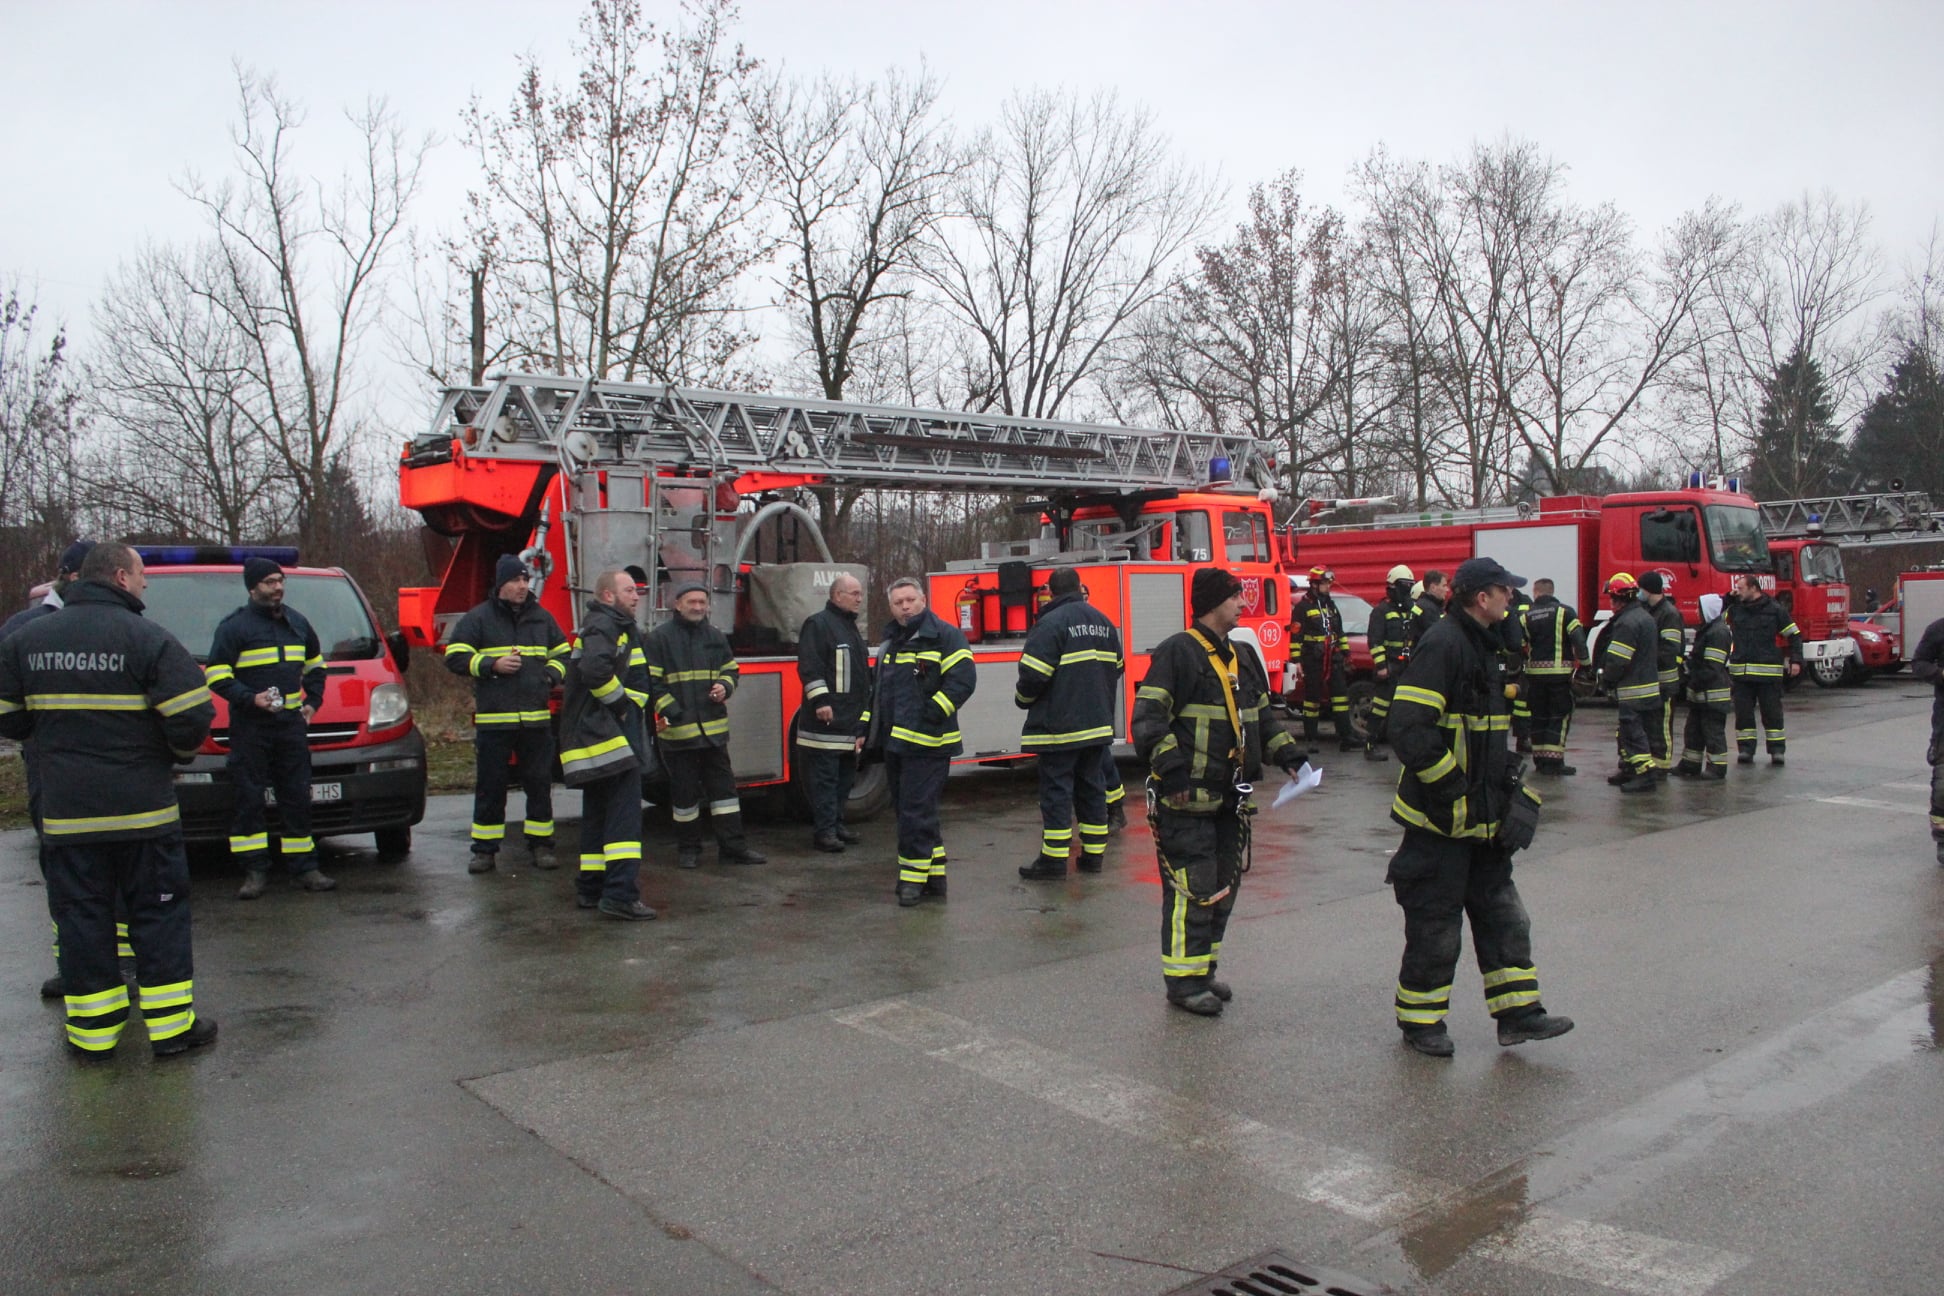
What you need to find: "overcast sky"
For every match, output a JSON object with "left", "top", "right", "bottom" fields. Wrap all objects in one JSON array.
[{"left": 8, "top": 0, "right": 1941, "bottom": 422}]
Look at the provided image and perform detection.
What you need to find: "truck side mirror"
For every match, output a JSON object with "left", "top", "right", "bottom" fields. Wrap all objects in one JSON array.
[{"left": 386, "top": 629, "right": 411, "bottom": 673}]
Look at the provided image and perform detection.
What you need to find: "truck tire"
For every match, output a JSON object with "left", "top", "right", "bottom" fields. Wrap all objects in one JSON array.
[
  {"left": 374, "top": 827, "right": 412, "bottom": 861},
  {"left": 784, "top": 720, "right": 890, "bottom": 822},
  {"left": 1809, "top": 655, "right": 1845, "bottom": 688},
  {"left": 1345, "top": 679, "right": 1376, "bottom": 743}
]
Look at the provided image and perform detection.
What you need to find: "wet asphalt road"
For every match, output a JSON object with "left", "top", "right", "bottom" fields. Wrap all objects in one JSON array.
[{"left": 1, "top": 682, "right": 1939, "bottom": 1296}]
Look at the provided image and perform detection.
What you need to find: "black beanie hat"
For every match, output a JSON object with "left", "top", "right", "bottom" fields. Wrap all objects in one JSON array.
[
  {"left": 243, "top": 556, "right": 284, "bottom": 590},
  {"left": 494, "top": 554, "right": 530, "bottom": 591},
  {"left": 1191, "top": 567, "right": 1244, "bottom": 617}
]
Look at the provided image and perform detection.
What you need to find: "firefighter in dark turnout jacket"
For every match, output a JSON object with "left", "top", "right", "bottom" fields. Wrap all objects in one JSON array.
[
  {"left": 0, "top": 544, "right": 221, "bottom": 1058},
  {"left": 1639, "top": 572, "right": 1685, "bottom": 774},
  {"left": 1133, "top": 567, "right": 1309, "bottom": 1016},
  {"left": 1674, "top": 593, "right": 1732, "bottom": 779},
  {"left": 1364, "top": 565, "right": 1414, "bottom": 762},
  {"left": 1384, "top": 556, "right": 1572, "bottom": 1057},
  {"left": 1600, "top": 573, "right": 1662, "bottom": 793},
  {"left": 1501, "top": 589, "right": 1533, "bottom": 753},
  {"left": 1293, "top": 566, "right": 1354, "bottom": 751},
  {"left": 1907, "top": 613, "right": 1944, "bottom": 864},
  {"left": 647, "top": 582, "right": 764, "bottom": 869},
  {"left": 205, "top": 556, "right": 334, "bottom": 898},
  {"left": 1411, "top": 571, "right": 1449, "bottom": 649},
  {"left": 1523, "top": 579, "right": 1586, "bottom": 776},
  {"left": 446, "top": 554, "right": 569, "bottom": 872},
  {"left": 795, "top": 572, "right": 871, "bottom": 853},
  {"left": 866, "top": 579, "right": 977, "bottom": 907},
  {"left": 1017, "top": 568, "right": 1125, "bottom": 878},
  {"left": 559, "top": 570, "right": 655, "bottom": 919},
  {"left": 1726, "top": 574, "right": 1802, "bottom": 763}
]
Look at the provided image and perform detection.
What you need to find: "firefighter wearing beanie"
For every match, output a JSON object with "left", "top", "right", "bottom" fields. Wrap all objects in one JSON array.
[
  {"left": 445, "top": 554, "right": 570, "bottom": 872},
  {"left": 205, "top": 555, "right": 335, "bottom": 898},
  {"left": 1132, "top": 566, "right": 1309, "bottom": 1016}
]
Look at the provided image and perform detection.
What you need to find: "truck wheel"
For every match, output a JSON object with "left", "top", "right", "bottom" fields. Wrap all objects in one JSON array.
[
  {"left": 785, "top": 720, "right": 890, "bottom": 822},
  {"left": 1345, "top": 680, "right": 1376, "bottom": 743},
  {"left": 1840, "top": 657, "right": 1871, "bottom": 686},
  {"left": 374, "top": 827, "right": 412, "bottom": 861},
  {"left": 1809, "top": 655, "right": 1846, "bottom": 688}
]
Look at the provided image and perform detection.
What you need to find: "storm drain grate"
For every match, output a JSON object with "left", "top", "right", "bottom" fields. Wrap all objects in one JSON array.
[{"left": 1158, "top": 1249, "right": 1395, "bottom": 1296}]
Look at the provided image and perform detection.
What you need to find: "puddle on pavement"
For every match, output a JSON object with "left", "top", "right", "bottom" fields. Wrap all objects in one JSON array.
[
  {"left": 239, "top": 1004, "right": 323, "bottom": 1043},
  {"left": 1393, "top": 1170, "right": 1532, "bottom": 1281}
]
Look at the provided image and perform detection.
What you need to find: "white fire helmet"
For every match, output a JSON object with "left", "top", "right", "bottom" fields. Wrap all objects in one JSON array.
[{"left": 1387, "top": 564, "right": 1414, "bottom": 584}]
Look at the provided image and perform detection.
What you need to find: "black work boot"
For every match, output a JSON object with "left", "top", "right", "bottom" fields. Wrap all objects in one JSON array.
[
  {"left": 1619, "top": 772, "right": 1658, "bottom": 793},
  {"left": 153, "top": 1015, "right": 219, "bottom": 1059},
  {"left": 1498, "top": 1009, "right": 1575, "bottom": 1046},
  {"left": 676, "top": 847, "right": 703, "bottom": 870},
  {"left": 812, "top": 831, "right": 845, "bottom": 853},
  {"left": 834, "top": 824, "right": 861, "bottom": 844},
  {"left": 1515, "top": 735, "right": 1534, "bottom": 755},
  {"left": 1671, "top": 763, "right": 1701, "bottom": 779},
  {"left": 1166, "top": 986, "right": 1223, "bottom": 1016},
  {"left": 922, "top": 875, "right": 947, "bottom": 899},
  {"left": 1605, "top": 769, "right": 1632, "bottom": 787},
  {"left": 720, "top": 846, "right": 767, "bottom": 866},
  {"left": 1769, "top": 752, "right": 1786, "bottom": 766},
  {"left": 529, "top": 843, "right": 558, "bottom": 871},
  {"left": 236, "top": 869, "right": 270, "bottom": 901},
  {"left": 296, "top": 869, "right": 338, "bottom": 892},
  {"left": 1364, "top": 744, "right": 1389, "bottom": 762},
  {"left": 1018, "top": 855, "right": 1066, "bottom": 880},
  {"left": 468, "top": 851, "right": 498, "bottom": 874},
  {"left": 1736, "top": 751, "right": 1755, "bottom": 765},
  {"left": 1205, "top": 979, "right": 1233, "bottom": 1002},
  {"left": 1400, "top": 1025, "right": 1454, "bottom": 1057},
  {"left": 597, "top": 898, "right": 657, "bottom": 921},
  {"left": 1106, "top": 803, "right": 1127, "bottom": 831},
  {"left": 1935, "top": 841, "right": 1944, "bottom": 867},
  {"left": 1076, "top": 853, "right": 1103, "bottom": 874},
  {"left": 896, "top": 881, "right": 925, "bottom": 907},
  {"left": 39, "top": 973, "right": 64, "bottom": 1000}
]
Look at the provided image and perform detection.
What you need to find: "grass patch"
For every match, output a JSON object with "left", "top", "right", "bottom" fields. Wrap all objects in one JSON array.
[{"left": 0, "top": 751, "right": 26, "bottom": 832}]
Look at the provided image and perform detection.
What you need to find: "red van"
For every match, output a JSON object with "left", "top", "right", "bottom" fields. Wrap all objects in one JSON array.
[{"left": 136, "top": 547, "right": 427, "bottom": 858}]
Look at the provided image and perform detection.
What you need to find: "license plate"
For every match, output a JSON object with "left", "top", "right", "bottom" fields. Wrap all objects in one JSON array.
[{"left": 312, "top": 783, "right": 343, "bottom": 802}]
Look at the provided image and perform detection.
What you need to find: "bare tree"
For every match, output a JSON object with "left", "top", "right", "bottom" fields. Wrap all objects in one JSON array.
[
  {"left": 459, "top": 0, "right": 767, "bottom": 385},
  {"left": 180, "top": 69, "right": 427, "bottom": 554},
  {"left": 0, "top": 288, "right": 81, "bottom": 600},
  {"left": 923, "top": 88, "right": 1220, "bottom": 419}
]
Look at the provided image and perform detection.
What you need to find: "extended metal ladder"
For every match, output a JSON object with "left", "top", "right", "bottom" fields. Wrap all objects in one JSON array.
[
  {"left": 1758, "top": 491, "right": 1941, "bottom": 539},
  {"left": 413, "top": 373, "right": 1272, "bottom": 493}
]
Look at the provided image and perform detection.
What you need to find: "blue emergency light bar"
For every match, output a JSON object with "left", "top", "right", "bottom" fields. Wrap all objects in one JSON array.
[
  {"left": 1209, "top": 456, "right": 1233, "bottom": 485},
  {"left": 136, "top": 545, "right": 301, "bottom": 567},
  {"left": 1683, "top": 471, "right": 1744, "bottom": 493}
]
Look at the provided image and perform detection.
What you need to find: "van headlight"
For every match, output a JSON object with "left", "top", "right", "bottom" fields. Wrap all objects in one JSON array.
[{"left": 368, "top": 683, "right": 411, "bottom": 730}]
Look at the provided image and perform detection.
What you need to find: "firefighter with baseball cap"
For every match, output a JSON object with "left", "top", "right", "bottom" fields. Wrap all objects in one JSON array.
[
  {"left": 1725, "top": 573, "right": 1802, "bottom": 763},
  {"left": 1363, "top": 565, "right": 1415, "bottom": 762},
  {"left": 1293, "top": 565, "right": 1354, "bottom": 752},
  {"left": 1638, "top": 571, "right": 1685, "bottom": 776},
  {"left": 205, "top": 555, "right": 334, "bottom": 898},
  {"left": 1135, "top": 567, "right": 1310, "bottom": 1015},
  {"left": 0, "top": 542, "right": 220, "bottom": 1059},
  {"left": 1600, "top": 573, "right": 1661, "bottom": 793},
  {"left": 1523, "top": 578, "right": 1587, "bottom": 776},
  {"left": 1384, "top": 555, "right": 1572, "bottom": 1056},
  {"left": 445, "top": 553, "right": 569, "bottom": 872}
]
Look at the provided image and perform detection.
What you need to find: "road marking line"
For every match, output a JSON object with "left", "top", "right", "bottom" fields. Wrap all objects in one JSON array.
[
  {"left": 1882, "top": 781, "right": 1935, "bottom": 793},
  {"left": 832, "top": 999, "right": 1747, "bottom": 1295},
  {"left": 1815, "top": 795, "right": 1929, "bottom": 815}
]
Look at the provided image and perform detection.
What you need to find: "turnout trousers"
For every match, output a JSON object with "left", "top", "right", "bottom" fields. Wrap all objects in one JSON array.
[
  {"left": 1300, "top": 651, "right": 1351, "bottom": 741},
  {"left": 1153, "top": 798, "right": 1246, "bottom": 993},
  {"left": 1527, "top": 674, "right": 1576, "bottom": 766},
  {"left": 1385, "top": 829, "right": 1540, "bottom": 1030},
  {"left": 1101, "top": 746, "right": 1126, "bottom": 816},
  {"left": 886, "top": 750, "right": 950, "bottom": 885},
  {"left": 1677, "top": 704, "right": 1730, "bottom": 774},
  {"left": 1648, "top": 690, "right": 1675, "bottom": 771},
  {"left": 1032, "top": 744, "right": 1110, "bottom": 868},
  {"left": 575, "top": 766, "right": 644, "bottom": 906},
  {"left": 801, "top": 747, "right": 858, "bottom": 839},
  {"left": 26, "top": 744, "right": 134, "bottom": 971},
  {"left": 227, "top": 710, "right": 317, "bottom": 872},
  {"left": 1616, "top": 705, "right": 1656, "bottom": 775},
  {"left": 471, "top": 725, "right": 556, "bottom": 853},
  {"left": 1928, "top": 694, "right": 1944, "bottom": 845},
  {"left": 44, "top": 833, "right": 197, "bottom": 1055},
  {"left": 1732, "top": 678, "right": 1787, "bottom": 756},
  {"left": 1367, "top": 673, "right": 1397, "bottom": 747},
  {"left": 665, "top": 745, "right": 748, "bottom": 854}
]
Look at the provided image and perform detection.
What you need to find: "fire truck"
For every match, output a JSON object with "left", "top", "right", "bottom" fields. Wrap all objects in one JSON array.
[{"left": 394, "top": 375, "right": 1283, "bottom": 817}]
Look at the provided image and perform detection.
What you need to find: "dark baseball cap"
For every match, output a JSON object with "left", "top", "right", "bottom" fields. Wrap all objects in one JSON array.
[
  {"left": 1453, "top": 556, "right": 1527, "bottom": 592},
  {"left": 58, "top": 540, "right": 95, "bottom": 574}
]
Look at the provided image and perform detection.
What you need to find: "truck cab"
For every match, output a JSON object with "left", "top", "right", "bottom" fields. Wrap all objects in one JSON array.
[{"left": 1764, "top": 536, "right": 1855, "bottom": 686}]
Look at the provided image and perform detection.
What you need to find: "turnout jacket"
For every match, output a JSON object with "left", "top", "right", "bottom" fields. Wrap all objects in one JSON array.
[
  {"left": 1686, "top": 614, "right": 1733, "bottom": 706},
  {"left": 558, "top": 601, "right": 649, "bottom": 784},
  {"left": 0, "top": 587, "right": 63, "bottom": 643},
  {"left": 1015, "top": 592, "right": 1123, "bottom": 749},
  {"left": 1387, "top": 608, "right": 1523, "bottom": 840},
  {"left": 1369, "top": 592, "right": 1415, "bottom": 674},
  {"left": 644, "top": 615, "right": 739, "bottom": 751},
  {"left": 1649, "top": 596, "right": 1686, "bottom": 691},
  {"left": 1601, "top": 601, "right": 1662, "bottom": 710},
  {"left": 1524, "top": 595, "right": 1586, "bottom": 675},
  {"left": 1132, "top": 625, "right": 1305, "bottom": 814},
  {"left": 1725, "top": 593, "right": 1802, "bottom": 678},
  {"left": 443, "top": 595, "right": 568, "bottom": 728},
  {"left": 865, "top": 609, "right": 976, "bottom": 757},
  {"left": 1910, "top": 616, "right": 1944, "bottom": 694},
  {"left": 1294, "top": 590, "right": 1347, "bottom": 663},
  {"left": 795, "top": 601, "right": 871, "bottom": 751},
  {"left": 1411, "top": 593, "right": 1445, "bottom": 648},
  {"left": 205, "top": 599, "right": 324, "bottom": 715},
  {"left": 0, "top": 581, "right": 214, "bottom": 842}
]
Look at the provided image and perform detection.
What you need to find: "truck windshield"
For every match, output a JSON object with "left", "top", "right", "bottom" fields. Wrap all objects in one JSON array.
[
  {"left": 142, "top": 572, "right": 384, "bottom": 663},
  {"left": 1798, "top": 543, "right": 1846, "bottom": 584},
  {"left": 1702, "top": 505, "right": 1770, "bottom": 572}
]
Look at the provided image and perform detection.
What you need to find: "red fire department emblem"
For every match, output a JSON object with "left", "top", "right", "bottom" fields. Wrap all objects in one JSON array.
[{"left": 1239, "top": 577, "right": 1263, "bottom": 616}]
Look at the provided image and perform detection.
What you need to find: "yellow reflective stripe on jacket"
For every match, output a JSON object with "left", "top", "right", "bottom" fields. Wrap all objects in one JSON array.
[
  {"left": 1135, "top": 684, "right": 1172, "bottom": 706},
  {"left": 0, "top": 699, "right": 20, "bottom": 715},
  {"left": 560, "top": 735, "right": 630, "bottom": 765},
  {"left": 891, "top": 725, "right": 960, "bottom": 747},
  {"left": 1730, "top": 662, "right": 1785, "bottom": 677},
  {"left": 1019, "top": 724, "right": 1114, "bottom": 748},
  {"left": 663, "top": 668, "right": 720, "bottom": 684},
  {"left": 475, "top": 710, "right": 553, "bottom": 725},
  {"left": 43, "top": 805, "right": 181, "bottom": 836},
  {"left": 1057, "top": 649, "right": 1120, "bottom": 666},
  {"left": 155, "top": 685, "right": 213, "bottom": 717},
  {"left": 1527, "top": 661, "right": 1573, "bottom": 675},
  {"left": 1392, "top": 684, "right": 1445, "bottom": 710},
  {"left": 1607, "top": 641, "right": 1636, "bottom": 660},
  {"left": 1616, "top": 682, "right": 1661, "bottom": 702},
  {"left": 939, "top": 648, "right": 973, "bottom": 671},
  {"left": 591, "top": 675, "right": 623, "bottom": 701},
  {"left": 25, "top": 693, "right": 149, "bottom": 711},
  {"left": 1020, "top": 654, "right": 1055, "bottom": 676},
  {"left": 203, "top": 663, "right": 236, "bottom": 684},
  {"left": 930, "top": 691, "right": 956, "bottom": 716}
]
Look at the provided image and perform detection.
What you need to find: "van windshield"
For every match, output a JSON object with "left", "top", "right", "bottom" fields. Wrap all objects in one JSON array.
[
  {"left": 1703, "top": 505, "right": 1770, "bottom": 573},
  {"left": 142, "top": 572, "right": 382, "bottom": 663}
]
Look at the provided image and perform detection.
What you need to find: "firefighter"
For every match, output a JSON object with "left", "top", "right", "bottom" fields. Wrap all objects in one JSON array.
[
  {"left": 795, "top": 572, "right": 871, "bottom": 853},
  {"left": 646, "top": 582, "right": 766, "bottom": 869},
  {"left": 1134, "top": 567, "right": 1310, "bottom": 1016},
  {"left": 1411, "top": 570, "right": 1448, "bottom": 649},
  {"left": 1638, "top": 572, "right": 1685, "bottom": 777},
  {"left": 0, "top": 543, "right": 220, "bottom": 1059},
  {"left": 1293, "top": 566, "right": 1354, "bottom": 752},
  {"left": 864, "top": 577, "right": 976, "bottom": 907},
  {"left": 1673, "top": 593, "right": 1732, "bottom": 779},
  {"left": 1363, "top": 564, "right": 1414, "bottom": 763},
  {"left": 1600, "top": 572, "right": 1662, "bottom": 793},
  {"left": 1726, "top": 573, "right": 1802, "bottom": 764},
  {"left": 1384, "top": 556, "right": 1572, "bottom": 1057},
  {"left": 1523, "top": 578, "right": 1587, "bottom": 776},
  {"left": 1017, "top": 568, "right": 1125, "bottom": 879},
  {"left": 1102, "top": 748, "right": 1129, "bottom": 831},
  {"left": 1500, "top": 587, "right": 1534, "bottom": 754},
  {"left": 445, "top": 554, "right": 569, "bottom": 873},
  {"left": 205, "top": 556, "right": 335, "bottom": 899},
  {"left": 1908, "top": 612, "right": 1944, "bottom": 865},
  {"left": 561, "top": 570, "right": 655, "bottom": 920}
]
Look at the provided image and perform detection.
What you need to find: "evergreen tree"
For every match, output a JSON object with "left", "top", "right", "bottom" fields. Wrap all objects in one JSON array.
[
  {"left": 1746, "top": 346, "right": 1847, "bottom": 500},
  {"left": 1848, "top": 342, "right": 1944, "bottom": 495}
]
